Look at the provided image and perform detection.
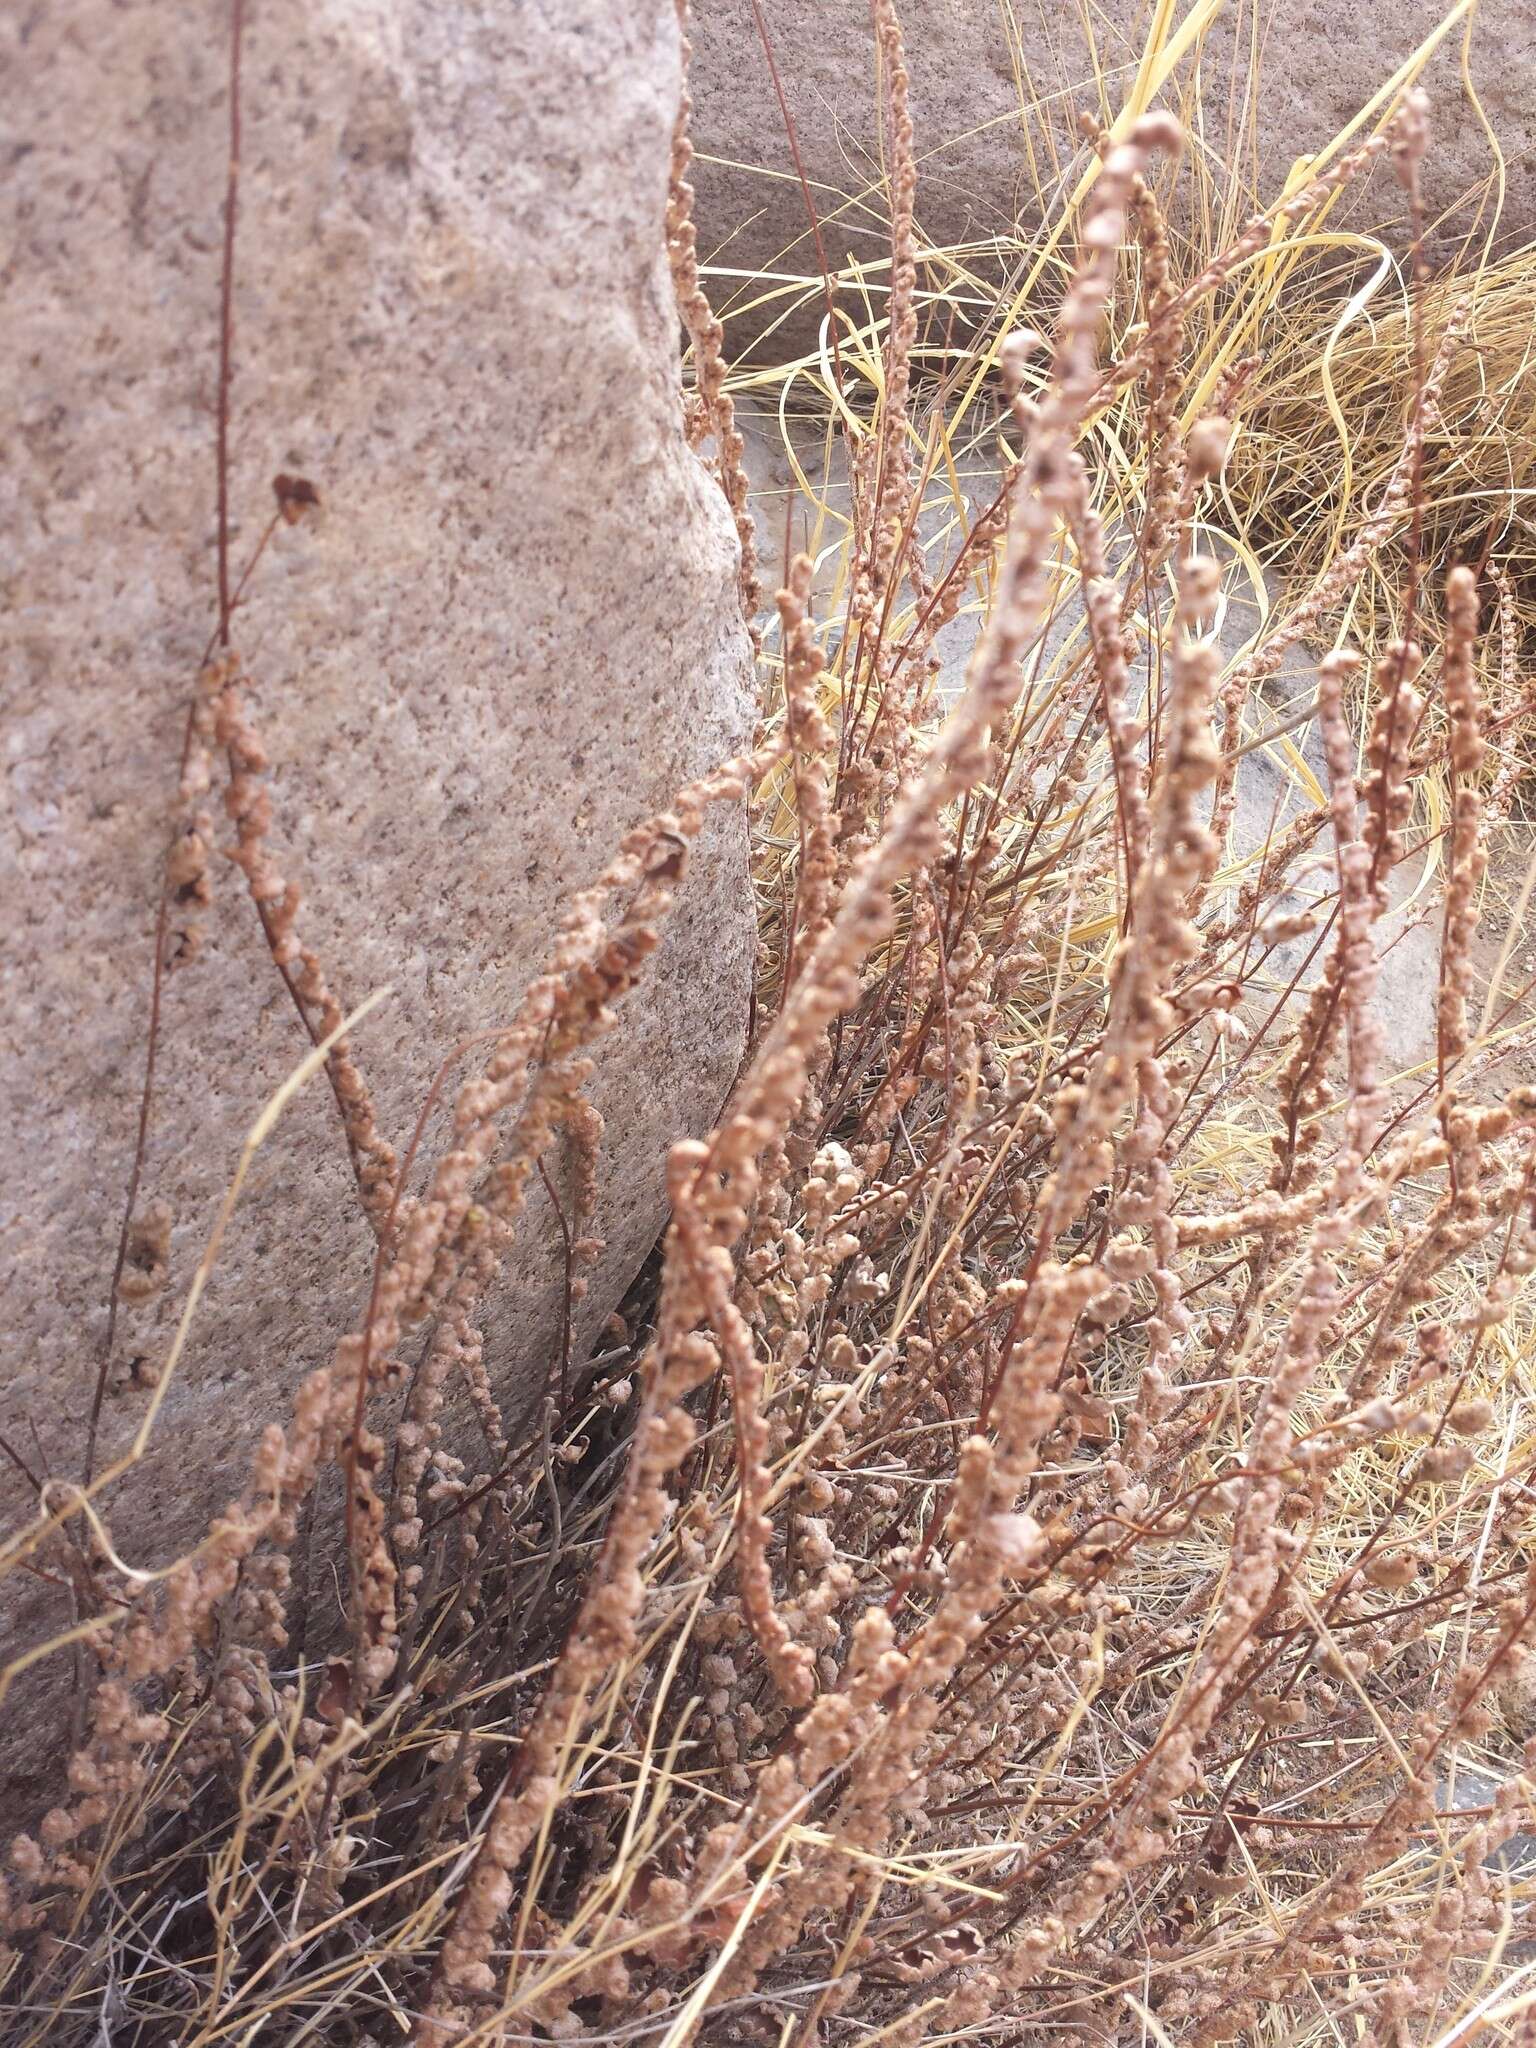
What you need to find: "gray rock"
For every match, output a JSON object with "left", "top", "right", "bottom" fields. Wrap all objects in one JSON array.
[
  {"left": 1438, "top": 1763, "right": 1536, "bottom": 1878},
  {"left": 1, "top": 0, "right": 753, "bottom": 1794},
  {"left": 688, "top": 0, "right": 1531, "bottom": 358},
  {"left": 1215, "top": 572, "right": 1442, "bottom": 1079},
  {"left": 737, "top": 405, "right": 1444, "bottom": 1078}
]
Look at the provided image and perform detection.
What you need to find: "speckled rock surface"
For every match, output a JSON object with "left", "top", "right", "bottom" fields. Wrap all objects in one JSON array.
[
  {"left": 688, "top": 0, "right": 1531, "bottom": 356},
  {"left": 1, "top": 0, "right": 753, "bottom": 1797}
]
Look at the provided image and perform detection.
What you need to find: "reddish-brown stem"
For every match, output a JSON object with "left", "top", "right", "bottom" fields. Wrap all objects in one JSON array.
[{"left": 216, "top": 0, "right": 244, "bottom": 648}]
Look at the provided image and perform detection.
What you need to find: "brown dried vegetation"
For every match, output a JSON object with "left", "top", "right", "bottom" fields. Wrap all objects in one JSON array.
[{"left": 8, "top": 6, "right": 1536, "bottom": 2045}]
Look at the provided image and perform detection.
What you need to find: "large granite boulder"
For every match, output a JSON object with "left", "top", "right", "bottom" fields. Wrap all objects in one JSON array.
[{"left": 1, "top": 0, "right": 754, "bottom": 1796}]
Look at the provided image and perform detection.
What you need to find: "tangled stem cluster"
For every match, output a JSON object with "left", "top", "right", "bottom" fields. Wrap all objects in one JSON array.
[{"left": 8, "top": 21, "right": 1536, "bottom": 2048}]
